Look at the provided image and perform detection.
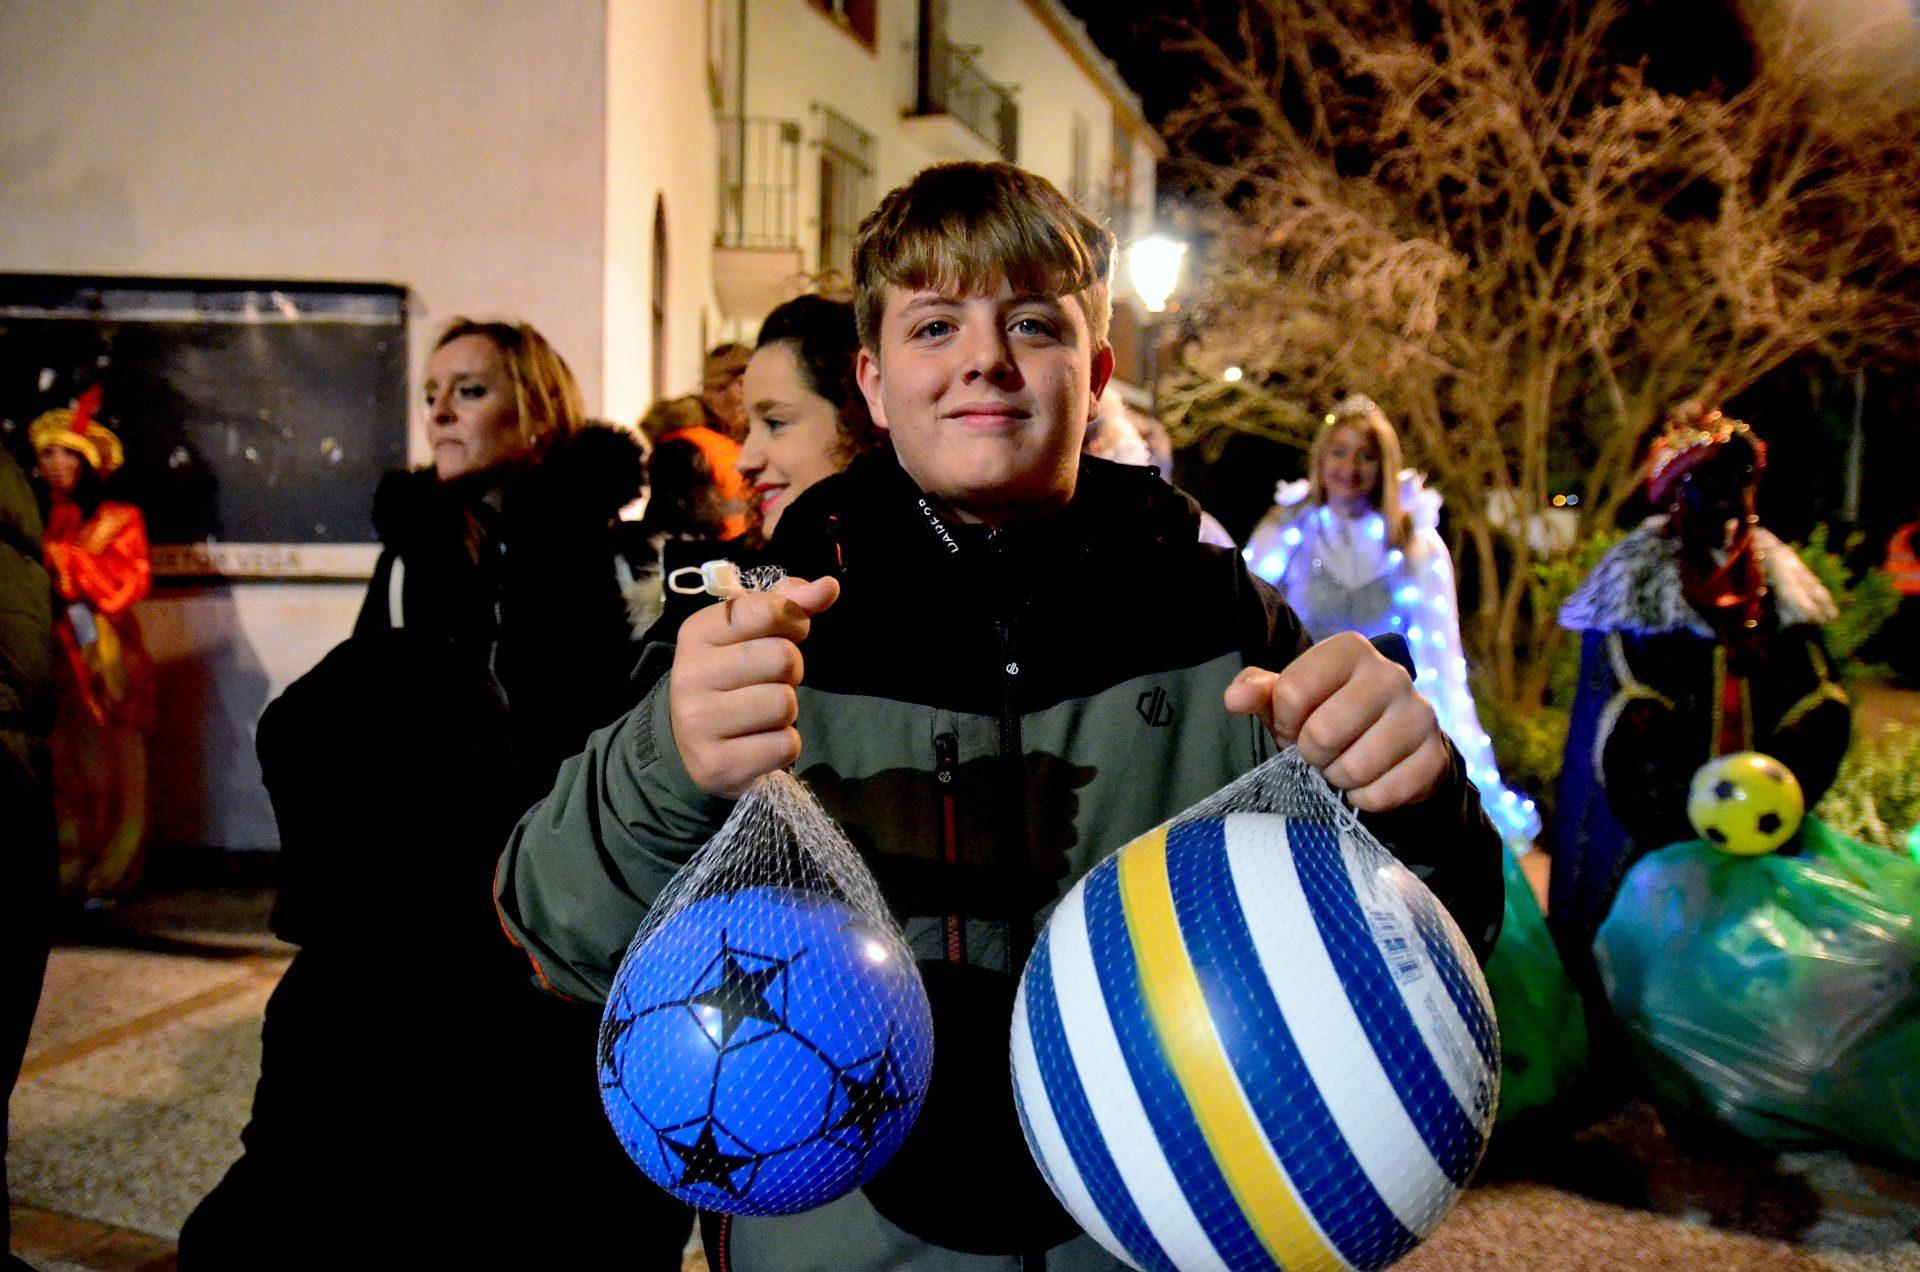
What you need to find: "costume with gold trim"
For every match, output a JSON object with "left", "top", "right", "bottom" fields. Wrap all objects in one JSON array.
[
  {"left": 32, "top": 394, "right": 155, "bottom": 900},
  {"left": 1548, "top": 515, "right": 1850, "bottom": 955}
]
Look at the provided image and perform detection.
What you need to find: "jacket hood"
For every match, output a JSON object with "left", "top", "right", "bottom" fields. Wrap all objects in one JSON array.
[{"left": 0, "top": 448, "right": 45, "bottom": 563}]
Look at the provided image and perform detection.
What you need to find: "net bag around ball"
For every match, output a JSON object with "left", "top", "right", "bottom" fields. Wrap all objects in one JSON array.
[
  {"left": 1011, "top": 748, "right": 1499, "bottom": 1272},
  {"left": 598, "top": 751, "right": 934, "bottom": 1216}
]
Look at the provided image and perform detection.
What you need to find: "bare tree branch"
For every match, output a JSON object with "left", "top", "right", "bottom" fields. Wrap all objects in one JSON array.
[{"left": 1165, "top": 0, "right": 1920, "bottom": 699}]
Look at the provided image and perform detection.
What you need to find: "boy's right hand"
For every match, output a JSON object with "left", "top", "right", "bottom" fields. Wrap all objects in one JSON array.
[{"left": 669, "top": 575, "right": 840, "bottom": 798}]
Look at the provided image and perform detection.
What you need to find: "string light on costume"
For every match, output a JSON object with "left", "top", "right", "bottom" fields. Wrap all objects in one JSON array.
[
  {"left": 1370, "top": 550, "right": 1540, "bottom": 847},
  {"left": 1240, "top": 473, "right": 1543, "bottom": 848}
]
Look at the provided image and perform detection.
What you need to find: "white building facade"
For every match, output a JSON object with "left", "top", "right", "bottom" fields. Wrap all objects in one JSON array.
[{"left": 702, "top": 0, "right": 1163, "bottom": 354}]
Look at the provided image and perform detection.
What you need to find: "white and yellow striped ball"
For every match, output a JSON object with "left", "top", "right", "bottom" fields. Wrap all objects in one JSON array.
[{"left": 1011, "top": 813, "right": 1497, "bottom": 1272}]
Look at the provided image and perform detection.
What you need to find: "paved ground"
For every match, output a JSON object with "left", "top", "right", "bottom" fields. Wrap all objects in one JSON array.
[{"left": 8, "top": 892, "right": 287, "bottom": 1271}]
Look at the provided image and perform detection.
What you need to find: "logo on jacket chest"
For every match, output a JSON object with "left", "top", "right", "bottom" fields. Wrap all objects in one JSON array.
[
  {"left": 1136, "top": 686, "right": 1174, "bottom": 728},
  {"left": 915, "top": 499, "right": 960, "bottom": 555}
]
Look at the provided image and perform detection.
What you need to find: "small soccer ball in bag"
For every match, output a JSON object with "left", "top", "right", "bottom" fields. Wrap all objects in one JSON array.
[
  {"left": 599, "top": 886, "right": 934, "bottom": 1215},
  {"left": 1686, "top": 751, "right": 1804, "bottom": 856}
]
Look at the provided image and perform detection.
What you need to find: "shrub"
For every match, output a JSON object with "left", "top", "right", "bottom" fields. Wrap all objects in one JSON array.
[
  {"left": 1790, "top": 524, "right": 1899, "bottom": 675},
  {"left": 1816, "top": 724, "right": 1920, "bottom": 855}
]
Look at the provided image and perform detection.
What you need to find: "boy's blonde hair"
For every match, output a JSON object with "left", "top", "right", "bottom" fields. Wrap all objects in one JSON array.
[{"left": 854, "top": 162, "right": 1115, "bottom": 354}]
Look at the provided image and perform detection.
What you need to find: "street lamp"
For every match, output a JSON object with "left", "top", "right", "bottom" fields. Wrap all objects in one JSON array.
[
  {"left": 1128, "top": 235, "right": 1186, "bottom": 313},
  {"left": 1127, "top": 234, "right": 1186, "bottom": 419}
]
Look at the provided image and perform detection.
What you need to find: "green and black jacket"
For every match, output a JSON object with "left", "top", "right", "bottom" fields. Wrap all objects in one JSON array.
[{"left": 491, "top": 451, "right": 1503, "bottom": 1271}]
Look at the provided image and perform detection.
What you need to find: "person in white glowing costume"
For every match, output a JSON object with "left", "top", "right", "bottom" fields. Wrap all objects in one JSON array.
[{"left": 1243, "top": 394, "right": 1542, "bottom": 847}]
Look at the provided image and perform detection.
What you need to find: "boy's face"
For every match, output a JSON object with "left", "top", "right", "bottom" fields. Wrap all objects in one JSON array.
[{"left": 857, "top": 276, "right": 1113, "bottom": 526}]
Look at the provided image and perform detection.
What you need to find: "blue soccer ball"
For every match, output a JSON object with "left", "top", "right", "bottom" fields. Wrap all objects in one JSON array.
[{"left": 600, "top": 886, "right": 934, "bottom": 1215}]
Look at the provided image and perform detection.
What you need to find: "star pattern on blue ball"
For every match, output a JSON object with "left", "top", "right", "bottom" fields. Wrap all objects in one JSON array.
[
  {"left": 599, "top": 1014, "right": 634, "bottom": 1072},
  {"left": 597, "top": 890, "right": 935, "bottom": 1215},
  {"left": 687, "top": 947, "right": 791, "bottom": 1047},
  {"left": 665, "top": 1121, "right": 758, "bottom": 1195},
  {"left": 826, "top": 1041, "right": 915, "bottom": 1151}
]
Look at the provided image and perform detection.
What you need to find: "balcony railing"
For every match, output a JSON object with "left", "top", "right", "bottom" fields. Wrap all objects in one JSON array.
[
  {"left": 816, "top": 106, "right": 876, "bottom": 280},
  {"left": 716, "top": 115, "right": 801, "bottom": 251},
  {"left": 919, "top": 39, "right": 1018, "bottom": 162}
]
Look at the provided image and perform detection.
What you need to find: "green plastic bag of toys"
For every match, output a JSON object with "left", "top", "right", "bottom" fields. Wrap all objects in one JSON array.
[
  {"left": 1596, "top": 815, "right": 1920, "bottom": 1166},
  {"left": 1484, "top": 845, "right": 1591, "bottom": 1125}
]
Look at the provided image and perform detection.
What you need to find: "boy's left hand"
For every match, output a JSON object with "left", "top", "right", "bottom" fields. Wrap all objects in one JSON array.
[{"left": 1225, "top": 631, "right": 1449, "bottom": 813}]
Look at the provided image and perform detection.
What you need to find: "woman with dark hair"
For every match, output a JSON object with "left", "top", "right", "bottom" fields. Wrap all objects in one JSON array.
[
  {"left": 29, "top": 388, "right": 155, "bottom": 902},
  {"left": 639, "top": 295, "right": 884, "bottom": 634},
  {"left": 738, "top": 293, "right": 885, "bottom": 537}
]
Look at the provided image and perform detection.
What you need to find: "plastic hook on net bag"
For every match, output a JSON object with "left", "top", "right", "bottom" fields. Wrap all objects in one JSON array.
[
  {"left": 597, "top": 562, "right": 934, "bottom": 1217},
  {"left": 1009, "top": 747, "right": 1500, "bottom": 1272}
]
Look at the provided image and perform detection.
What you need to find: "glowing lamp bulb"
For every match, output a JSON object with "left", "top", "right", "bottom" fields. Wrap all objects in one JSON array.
[{"left": 1127, "top": 235, "right": 1187, "bottom": 313}]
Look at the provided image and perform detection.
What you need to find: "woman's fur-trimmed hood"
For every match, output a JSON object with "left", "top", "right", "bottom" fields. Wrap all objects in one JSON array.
[{"left": 370, "top": 424, "right": 646, "bottom": 547}]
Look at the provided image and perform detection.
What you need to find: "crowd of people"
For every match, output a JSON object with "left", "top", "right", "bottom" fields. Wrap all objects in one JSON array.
[
  {"left": 1, "top": 293, "right": 912, "bottom": 1268},
  {"left": 0, "top": 156, "right": 1910, "bottom": 1270}
]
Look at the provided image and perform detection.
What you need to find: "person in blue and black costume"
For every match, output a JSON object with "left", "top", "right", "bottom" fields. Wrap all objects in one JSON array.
[
  {"left": 494, "top": 162, "right": 1503, "bottom": 1272},
  {"left": 1549, "top": 407, "right": 1851, "bottom": 988}
]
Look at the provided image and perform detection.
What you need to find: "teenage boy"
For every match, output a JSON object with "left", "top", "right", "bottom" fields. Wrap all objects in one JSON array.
[{"left": 495, "top": 162, "right": 1501, "bottom": 1271}]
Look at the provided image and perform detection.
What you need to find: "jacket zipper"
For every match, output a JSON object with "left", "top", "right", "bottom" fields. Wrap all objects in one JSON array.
[
  {"left": 994, "top": 613, "right": 1031, "bottom": 972},
  {"left": 934, "top": 730, "right": 963, "bottom": 963}
]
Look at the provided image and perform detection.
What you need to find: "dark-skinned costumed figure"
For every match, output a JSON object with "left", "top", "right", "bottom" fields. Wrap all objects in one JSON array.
[
  {"left": 1551, "top": 409, "right": 1920, "bottom": 1162},
  {"left": 1548, "top": 407, "right": 1850, "bottom": 993}
]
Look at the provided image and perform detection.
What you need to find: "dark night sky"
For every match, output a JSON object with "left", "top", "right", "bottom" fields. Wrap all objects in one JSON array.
[
  {"left": 1055, "top": 1, "right": 1919, "bottom": 542},
  {"left": 1058, "top": 0, "right": 1757, "bottom": 129}
]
